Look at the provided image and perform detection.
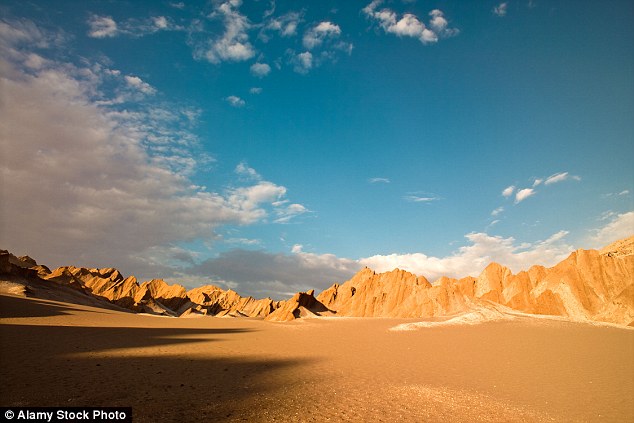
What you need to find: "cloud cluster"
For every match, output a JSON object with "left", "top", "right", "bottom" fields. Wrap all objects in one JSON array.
[
  {"left": 0, "top": 19, "right": 305, "bottom": 279},
  {"left": 500, "top": 171, "right": 581, "bottom": 206},
  {"left": 362, "top": 1, "right": 459, "bottom": 44},
  {"left": 87, "top": 14, "right": 182, "bottom": 38},
  {"left": 359, "top": 231, "right": 574, "bottom": 282},
  {"left": 197, "top": 0, "right": 255, "bottom": 64}
]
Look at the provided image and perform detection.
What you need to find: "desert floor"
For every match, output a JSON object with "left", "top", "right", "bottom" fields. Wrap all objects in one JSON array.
[{"left": 0, "top": 294, "right": 632, "bottom": 422}]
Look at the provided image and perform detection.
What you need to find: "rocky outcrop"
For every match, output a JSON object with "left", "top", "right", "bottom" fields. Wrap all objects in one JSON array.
[
  {"left": 2, "top": 235, "right": 633, "bottom": 325},
  {"left": 0, "top": 253, "right": 281, "bottom": 318},
  {"left": 315, "top": 236, "right": 634, "bottom": 326},
  {"left": 265, "top": 290, "right": 332, "bottom": 322}
]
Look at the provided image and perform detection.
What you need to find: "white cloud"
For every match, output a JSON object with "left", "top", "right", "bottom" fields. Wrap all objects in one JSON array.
[
  {"left": 199, "top": 0, "right": 255, "bottom": 64},
  {"left": 250, "top": 62, "right": 271, "bottom": 77},
  {"left": 532, "top": 178, "right": 543, "bottom": 187},
  {"left": 235, "top": 161, "right": 261, "bottom": 180},
  {"left": 359, "top": 231, "right": 574, "bottom": 282},
  {"left": 124, "top": 75, "right": 156, "bottom": 95},
  {"left": 225, "top": 95, "right": 245, "bottom": 107},
  {"left": 274, "top": 203, "right": 309, "bottom": 224},
  {"left": 493, "top": 2, "right": 508, "bottom": 17},
  {"left": 404, "top": 195, "right": 439, "bottom": 203},
  {"left": 502, "top": 185, "right": 515, "bottom": 197},
  {"left": 249, "top": 87, "right": 262, "bottom": 94},
  {"left": 260, "top": 11, "right": 302, "bottom": 42},
  {"left": 0, "top": 19, "right": 303, "bottom": 281},
  {"left": 290, "top": 51, "right": 313, "bottom": 74},
  {"left": 87, "top": 15, "right": 118, "bottom": 38},
  {"left": 362, "top": 1, "right": 458, "bottom": 44},
  {"left": 514, "top": 188, "right": 535, "bottom": 203},
  {"left": 619, "top": 190, "right": 630, "bottom": 196},
  {"left": 587, "top": 211, "right": 634, "bottom": 249},
  {"left": 544, "top": 172, "right": 581, "bottom": 185},
  {"left": 491, "top": 206, "right": 504, "bottom": 216},
  {"left": 369, "top": 177, "right": 390, "bottom": 184},
  {"left": 303, "top": 21, "right": 342, "bottom": 49}
]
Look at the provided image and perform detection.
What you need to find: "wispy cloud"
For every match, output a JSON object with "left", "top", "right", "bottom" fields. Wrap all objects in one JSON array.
[
  {"left": 369, "top": 177, "right": 390, "bottom": 184},
  {"left": 259, "top": 11, "right": 303, "bottom": 42},
  {"left": 544, "top": 172, "right": 581, "bottom": 185},
  {"left": 87, "top": 15, "right": 118, "bottom": 38},
  {"left": 493, "top": 2, "right": 508, "bottom": 17},
  {"left": 587, "top": 211, "right": 634, "bottom": 248},
  {"left": 404, "top": 194, "right": 440, "bottom": 203},
  {"left": 491, "top": 206, "right": 504, "bottom": 216},
  {"left": 303, "top": 21, "right": 341, "bottom": 49},
  {"left": 225, "top": 95, "right": 246, "bottom": 107}
]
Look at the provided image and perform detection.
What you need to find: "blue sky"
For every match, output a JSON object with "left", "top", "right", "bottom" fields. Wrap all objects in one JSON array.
[{"left": 1, "top": 0, "right": 632, "bottom": 299}]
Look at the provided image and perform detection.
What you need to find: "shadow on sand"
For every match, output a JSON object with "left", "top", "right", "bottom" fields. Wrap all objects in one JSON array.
[
  {"left": 0, "top": 297, "right": 309, "bottom": 422},
  {"left": 0, "top": 295, "right": 110, "bottom": 318}
]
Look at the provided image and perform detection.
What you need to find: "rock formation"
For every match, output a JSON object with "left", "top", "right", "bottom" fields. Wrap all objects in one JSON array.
[
  {"left": 1, "top": 235, "right": 632, "bottom": 326},
  {"left": 0, "top": 251, "right": 280, "bottom": 318},
  {"left": 315, "top": 236, "right": 634, "bottom": 326}
]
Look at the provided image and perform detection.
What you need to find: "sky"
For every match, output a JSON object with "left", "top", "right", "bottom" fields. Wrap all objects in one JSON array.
[{"left": 1, "top": 0, "right": 632, "bottom": 299}]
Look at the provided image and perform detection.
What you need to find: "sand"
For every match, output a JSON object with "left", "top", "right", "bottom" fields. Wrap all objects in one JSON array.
[{"left": 1, "top": 294, "right": 632, "bottom": 422}]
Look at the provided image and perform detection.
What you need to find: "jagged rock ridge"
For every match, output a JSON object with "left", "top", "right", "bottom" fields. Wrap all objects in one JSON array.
[
  {"left": 316, "top": 236, "right": 634, "bottom": 326},
  {"left": 1, "top": 235, "right": 632, "bottom": 325}
]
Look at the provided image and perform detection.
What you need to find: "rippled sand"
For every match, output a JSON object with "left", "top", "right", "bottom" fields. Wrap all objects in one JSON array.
[{"left": 1, "top": 294, "right": 632, "bottom": 422}]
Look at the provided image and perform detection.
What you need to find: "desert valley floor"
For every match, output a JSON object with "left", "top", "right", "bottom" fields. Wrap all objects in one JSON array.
[{"left": 1, "top": 294, "right": 632, "bottom": 422}]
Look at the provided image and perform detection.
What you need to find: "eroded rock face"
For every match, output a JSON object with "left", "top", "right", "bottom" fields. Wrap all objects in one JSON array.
[
  {"left": 2, "top": 235, "right": 632, "bottom": 325},
  {"left": 265, "top": 290, "right": 333, "bottom": 322},
  {"left": 314, "top": 237, "right": 634, "bottom": 326}
]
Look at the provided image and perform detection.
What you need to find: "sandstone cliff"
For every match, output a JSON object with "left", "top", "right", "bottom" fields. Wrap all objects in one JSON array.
[
  {"left": 315, "top": 236, "right": 634, "bottom": 326},
  {"left": 1, "top": 235, "right": 632, "bottom": 325}
]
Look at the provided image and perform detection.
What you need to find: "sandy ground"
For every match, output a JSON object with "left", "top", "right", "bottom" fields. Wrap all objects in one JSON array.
[{"left": 1, "top": 294, "right": 632, "bottom": 422}]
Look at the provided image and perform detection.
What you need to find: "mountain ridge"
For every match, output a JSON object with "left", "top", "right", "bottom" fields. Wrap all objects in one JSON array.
[{"left": 1, "top": 235, "right": 632, "bottom": 326}]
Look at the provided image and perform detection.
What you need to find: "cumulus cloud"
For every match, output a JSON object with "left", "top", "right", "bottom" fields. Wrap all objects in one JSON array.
[
  {"left": 0, "top": 19, "right": 303, "bottom": 281},
  {"left": 359, "top": 231, "right": 574, "bottom": 282},
  {"left": 250, "top": 62, "right": 271, "bottom": 77},
  {"left": 225, "top": 95, "right": 246, "bottom": 107},
  {"left": 493, "top": 2, "right": 508, "bottom": 17},
  {"left": 249, "top": 87, "right": 263, "bottom": 94},
  {"left": 514, "top": 188, "right": 535, "bottom": 203},
  {"left": 87, "top": 15, "right": 118, "bottom": 38},
  {"left": 544, "top": 172, "right": 581, "bottom": 185},
  {"left": 124, "top": 75, "right": 156, "bottom": 95},
  {"left": 303, "top": 21, "right": 342, "bottom": 49},
  {"left": 290, "top": 51, "right": 313, "bottom": 74},
  {"left": 196, "top": 0, "right": 255, "bottom": 64},
  {"left": 362, "top": 1, "right": 458, "bottom": 44},
  {"left": 502, "top": 185, "right": 515, "bottom": 197},
  {"left": 587, "top": 211, "right": 634, "bottom": 249}
]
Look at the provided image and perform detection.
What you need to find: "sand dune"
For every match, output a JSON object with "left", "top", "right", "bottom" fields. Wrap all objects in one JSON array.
[{"left": 1, "top": 294, "right": 633, "bottom": 422}]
